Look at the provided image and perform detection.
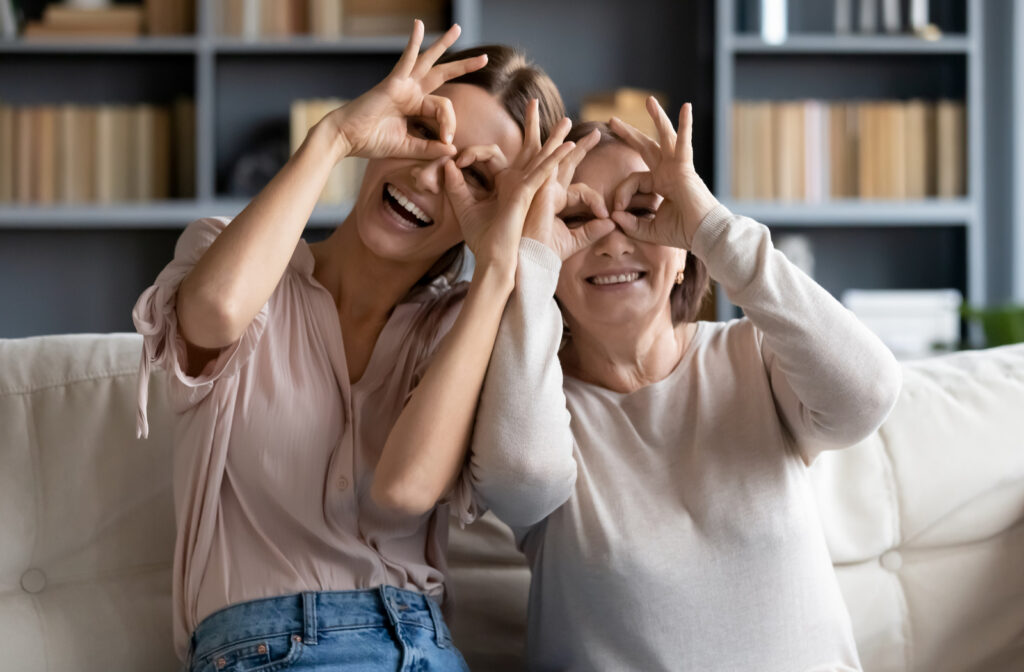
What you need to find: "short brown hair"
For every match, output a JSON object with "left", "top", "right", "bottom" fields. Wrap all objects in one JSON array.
[{"left": 566, "top": 121, "right": 711, "bottom": 324}]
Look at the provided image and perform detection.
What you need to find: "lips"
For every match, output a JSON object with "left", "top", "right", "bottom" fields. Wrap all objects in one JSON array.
[
  {"left": 586, "top": 270, "right": 646, "bottom": 286},
  {"left": 383, "top": 183, "right": 433, "bottom": 228}
]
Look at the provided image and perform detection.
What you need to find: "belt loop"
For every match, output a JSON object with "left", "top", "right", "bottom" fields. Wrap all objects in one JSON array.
[
  {"left": 301, "top": 592, "right": 318, "bottom": 645},
  {"left": 425, "top": 596, "right": 451, "bottom": 648},
  {"left": 378, "top": 585, "right": 400, "bottom": 627}
]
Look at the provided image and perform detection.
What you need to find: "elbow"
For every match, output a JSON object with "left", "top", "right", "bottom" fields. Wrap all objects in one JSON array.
[
  {"left": 177, "top": 281, "right": 249, "bottom": 349},
  {"left": 483, "top": 454, "right": 577, "bottom": 528},
  {"left": 369, "top": 476, "right": 438, "bottom": 518}
]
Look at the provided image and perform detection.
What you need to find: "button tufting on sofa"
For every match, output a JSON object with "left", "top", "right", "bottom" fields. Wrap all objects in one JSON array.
[{"left": 20, "top": 568, "right": 46, "bottom": 594}]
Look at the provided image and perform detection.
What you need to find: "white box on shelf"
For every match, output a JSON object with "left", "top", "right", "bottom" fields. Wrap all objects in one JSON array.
[{"left": 841, "top": 288, "right": 963, "bottom": 360}]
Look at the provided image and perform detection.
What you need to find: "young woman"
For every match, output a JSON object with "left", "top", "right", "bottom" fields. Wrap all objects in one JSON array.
[
  {"left": 469, "top": 100, "right": 903, "bottom": 671},
  {"left": 132, "top": 21, "right": 586, "bottom": 671}
]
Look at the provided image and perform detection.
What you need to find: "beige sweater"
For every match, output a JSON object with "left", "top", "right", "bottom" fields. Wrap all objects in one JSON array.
[{"left": 468, "top": 205, "right": 902, "bottom": 672}]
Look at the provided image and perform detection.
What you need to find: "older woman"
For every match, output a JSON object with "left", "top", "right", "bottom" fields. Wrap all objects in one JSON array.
[{"left": 468, "top": 99, "right": 902, "bottom": 671}]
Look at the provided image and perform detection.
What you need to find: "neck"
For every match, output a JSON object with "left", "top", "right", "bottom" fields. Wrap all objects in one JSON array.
[
  {"left": 314, "top": 212, "right": 435, "bottom": 323},
  {"left": 562, "top": 310, "right": 695, "bottom": 394}
]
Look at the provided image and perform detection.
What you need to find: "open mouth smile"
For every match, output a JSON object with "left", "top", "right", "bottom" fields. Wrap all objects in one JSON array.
[
  {"left": 383, "top": 183, "right": 433, "bottom": 228},
  {"left": 587, "top": 271, "right": 646, "bottom": 286}
]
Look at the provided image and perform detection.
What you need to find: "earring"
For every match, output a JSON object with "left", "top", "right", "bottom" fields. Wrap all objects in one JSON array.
[{"left": 675, "top": 269, "right": 685, "bottom": 285}]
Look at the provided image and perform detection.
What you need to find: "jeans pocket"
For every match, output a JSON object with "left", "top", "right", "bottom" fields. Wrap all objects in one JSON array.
[{"left": 200, "top": 634, "right": 305, "bottom": 672}]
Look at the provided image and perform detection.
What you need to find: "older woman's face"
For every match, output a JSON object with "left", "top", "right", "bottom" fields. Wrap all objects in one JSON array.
[{"left": 556, "top": 143, "right": 686, "bottom": 333}]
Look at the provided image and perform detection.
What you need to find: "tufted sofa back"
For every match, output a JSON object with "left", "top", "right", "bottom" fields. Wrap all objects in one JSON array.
[{"left": 1, "top": 334, "right": 1023, "bottom": 671}]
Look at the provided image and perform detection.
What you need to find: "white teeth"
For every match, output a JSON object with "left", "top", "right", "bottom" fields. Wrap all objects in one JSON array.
[
  {"left": 386, "top": 184, "right": 433, "bottom": 224},
  {"left": 591, "top": 272, "right": 641, "bottom": 286}
]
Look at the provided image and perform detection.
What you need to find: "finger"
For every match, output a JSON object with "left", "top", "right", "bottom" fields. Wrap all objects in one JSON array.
[
  {"left": 557, "top": 128, "right": 600, "bottom": 186},
  {"left": 608, "top": 116, "right": 661, "bottom": 167},
  {"left": 647, "top": 96, "right": 677, "bottom": 156},
  {"left": 398, "top": 135, "right": 458, "bottom": 160},
  {"left": 421, "top": 54, "right": 488, "bottom": 93},
  {"left": 568, "top": 217, "right": 617, "bottom": 254},
  {"left": 421, "top": 94, "right": 456, "bottom": 145},
  {"left": 413, "top": 24, "right": 461, "bottom": 78},
  {"left": 442, "top": 158, "right": 475, "bottom": 211},
  {"left": 526, "top": 116, "right": 571, "bottom": 173},
  {"left": 566, "top": 182, "right": 609, "bottom": 219},
  {"left": 610, "top": 210, "right": 651, "bottom": 241},
  {"left": 677, "top": 102, "right": 694, "bottom": 164},
  {"left": 455, "top": 144, "right": 510, "bottom": 172},
  {"left": 523, "top": 141, "right": 575, "bottom": 193},
  {"left": 392, "top": 19, "right": 425, "bottom": 78},
  {"left": 522, "top": 99, "right": 541, "bottom": 158},
  {"left": 612, "top": 171, "right": 655, "bottom": 212}
]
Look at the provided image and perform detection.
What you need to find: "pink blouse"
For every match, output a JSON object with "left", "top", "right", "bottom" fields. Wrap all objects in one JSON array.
[{"left": 132, "top": 217, "right": 477, "bottom": 659}]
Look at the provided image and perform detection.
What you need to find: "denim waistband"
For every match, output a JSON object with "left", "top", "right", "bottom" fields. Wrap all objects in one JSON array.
[{"left": 190, "top": 586, "right": 450, "bottom": 663}]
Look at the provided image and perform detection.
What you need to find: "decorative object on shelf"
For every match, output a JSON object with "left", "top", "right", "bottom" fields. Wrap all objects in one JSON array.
[
  {"left": 961, "top": 305, "right": 1024, "bottom": 347},
  {"left": 760, "top": 0, "right": 786, "bottom": 45},
  {"left": 774, "top": 233, "right": 815, "bottom": 278},
  {"left": 834, "top": 0, "right": 851, "bottom": 34},
  {"left": 580, "top": 88, "right": 667, "bottom": 141},
  {"left": 226, "top": 122, "right": 291, "bottom": 199},
  {"left": 0, "top": 0, "right": 18, "bottom": 40},
  {"left": 23, "top": 2, "right": 144, "bottom": 39},
  {"left": 841, "top": 289, "right": 964, "bottom": 359},
  {"left": 731, "top": 98, "right": 966, "bottom": 202},
  {"left": 858, "top": 0, "right": 878, "bottom": 33}
]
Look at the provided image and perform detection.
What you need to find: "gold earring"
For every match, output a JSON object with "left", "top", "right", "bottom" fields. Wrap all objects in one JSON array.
[{"left": 675, "top": 269, "right": 685, "bottom": 285}]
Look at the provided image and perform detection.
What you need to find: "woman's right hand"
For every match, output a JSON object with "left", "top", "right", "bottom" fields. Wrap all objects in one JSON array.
[{"left": 324, "top": 21, "right": 487, "bottom": 161}]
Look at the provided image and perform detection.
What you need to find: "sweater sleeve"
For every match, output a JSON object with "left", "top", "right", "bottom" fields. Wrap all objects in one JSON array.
[
  {"left": 467, "top": 238, "right": 578, "bottom": 528},
  {"left": 691, "top": 204, "right": 902, "bottom": 463}
]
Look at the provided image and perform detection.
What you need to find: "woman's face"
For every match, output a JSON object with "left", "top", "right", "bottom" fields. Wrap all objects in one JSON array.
[
  {"left": 353, "top": 83, "right": 523, "bottom": 266},
  {"left": 556, "top": 142, "right": 687, "bottom": 334}
]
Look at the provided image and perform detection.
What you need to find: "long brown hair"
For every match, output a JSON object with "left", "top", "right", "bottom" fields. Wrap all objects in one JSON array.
[{"left": 565, "top": 120, "right": 711, "bottom": 324}]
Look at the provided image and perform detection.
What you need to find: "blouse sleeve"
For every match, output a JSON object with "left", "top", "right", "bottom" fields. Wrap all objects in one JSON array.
[
  {"left": 691, "top": 205, "right": 903, "bottom": 463},
  {"left": 132, "top": 216, "right": 269, "bottom": 438}
]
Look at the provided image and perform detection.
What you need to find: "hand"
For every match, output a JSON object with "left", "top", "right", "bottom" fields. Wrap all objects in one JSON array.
[
  {"left": 608, "top": 99, "right": 720, "bottom": 250},
  {"left": 325, "top": 21, "right": 487, "bottom": 160},
  {"left": 444, "top": 100, "right": 576, "bottom": 276},
  {"left": 522, "top": 129, "right": 616, "bottom": 261}
]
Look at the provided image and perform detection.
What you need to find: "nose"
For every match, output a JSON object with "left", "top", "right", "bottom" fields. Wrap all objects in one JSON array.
[
  {"left": 410, "top": 157, "right": 447, "bottom": 194},
  {"left": 592, "top": 224, "right": 635, "bottom": 258}
]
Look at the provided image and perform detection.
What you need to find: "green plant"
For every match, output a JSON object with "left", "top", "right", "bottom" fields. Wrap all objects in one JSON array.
[{"left": 961, "top": 304, "right": 1024, "bottom": 347}]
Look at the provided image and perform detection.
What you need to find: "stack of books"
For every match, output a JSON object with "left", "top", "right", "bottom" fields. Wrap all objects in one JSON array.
[
  {"left": 289, "top": 98, "right": 365, "bottom": 205},
  {"left": 144, "top": 0, "right": 195, "bottom": 35},
  {"left": 731, "top": 99, "right": 966, "bottom": 202},
  {"left": 580, "top": 88, "right": 668, "bottom": 141},
  {"left": 23, "top": 3, "right": 145, "bottom": 39},
  {"left": 0, "top": 99, "right": 195, "bottom": 205},
  {"left": 219, "top": 0, "right": 447, "bottom": 39}
]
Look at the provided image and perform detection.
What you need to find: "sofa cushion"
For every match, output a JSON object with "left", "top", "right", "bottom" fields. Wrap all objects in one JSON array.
[{"left": 0, "top": 335, "right": 177, "bottom": 672}]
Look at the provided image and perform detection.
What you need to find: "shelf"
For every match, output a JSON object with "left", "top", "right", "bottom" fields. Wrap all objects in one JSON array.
[
  {"left": 730, "top": 34, "right": 971, "bottom": 55},
  {"left": 721, "top": 199, "right": 975, "bottom": 226},
  {"left": 0, "top": 37, "right": 199, "bottom": 54},
  {"left": 0, "top": 201, "right": 349, "bottom": 229}
]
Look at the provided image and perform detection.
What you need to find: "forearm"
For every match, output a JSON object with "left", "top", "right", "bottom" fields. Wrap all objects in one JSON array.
[
  {"left": 371, "top": 264, "right": 515, "bottom": 516},
  {"left": 470, "top": 239, "right": 577, "bottom": 527},
  {"left": 695, "top": 205, "right": 901, "bottom": 446},
  {"left": 178, "top": 121, "right": 349, "bottom": 348}
]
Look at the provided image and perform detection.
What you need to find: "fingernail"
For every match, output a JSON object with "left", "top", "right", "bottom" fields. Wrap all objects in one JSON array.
[{"left": 445, "top": 133, "right": 453, "bottom": 144}]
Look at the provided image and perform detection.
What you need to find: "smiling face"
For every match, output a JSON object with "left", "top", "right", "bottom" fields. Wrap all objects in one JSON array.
[
  {"left": 353, "top": 83, "right": 524, "bottom": 268},
  {"left": 557, "top": 142, "right": 687, "bottom": 335}
]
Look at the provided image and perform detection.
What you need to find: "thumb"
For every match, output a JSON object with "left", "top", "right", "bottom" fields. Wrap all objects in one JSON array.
[
  {"left": 399, "top": 136, "right": 457, "bottom": 160},
  {"left": 568, "top": 217, "right": 616, "bottom": 256},
  {"left": 443, "top": 159, "right": 475, "bottom": 214}
]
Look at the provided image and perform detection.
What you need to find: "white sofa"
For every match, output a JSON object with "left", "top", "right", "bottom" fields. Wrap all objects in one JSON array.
[{"left": 1, "top": 334, "right": 1023, "bottom": 672}]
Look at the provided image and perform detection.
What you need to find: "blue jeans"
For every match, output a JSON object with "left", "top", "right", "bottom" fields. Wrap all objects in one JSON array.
[{"left": 187, "top": 586, "right": 470, "bottom": 672}]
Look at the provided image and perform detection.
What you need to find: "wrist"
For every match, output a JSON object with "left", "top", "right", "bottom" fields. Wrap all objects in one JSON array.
[
  {"left": 471, "top": 258, "right": 516, "bottom": 295},
  {"left": 318, "top": 110, "right": 354, "bottom": 161}
]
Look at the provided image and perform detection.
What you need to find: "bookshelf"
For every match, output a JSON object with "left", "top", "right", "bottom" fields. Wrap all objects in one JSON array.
[{"left": 714, "top": 0, "right": 986, "bottom": 324}]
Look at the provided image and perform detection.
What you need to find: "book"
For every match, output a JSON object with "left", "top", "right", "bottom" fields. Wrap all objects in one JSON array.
[
  {"left": 43, "top": 5, "right": 145, "bottom": 30},
  {"left": 858, "top": 0, "right": 878, "bottom": 33},
  {"left": 14, "top": 106, "right": 34, "bottom": 204},
  {"left": 73, "top": 106, "right": 98, "bottom": 203},
  {"left": 0, "top": 103, "right": 12, "bottom": 202},
  {"left": 881, "top": 0, "right": 901, "bottom": 34},
  {"left": 95, "top": 106, "right": 115, "bottom": 203},
  {"left": 344, "top": 0, "right": 445, "bottom": 36},
  {"left": 145, "top": 0, "right": 196, "bottom": 35},
  {"left": 903, "top": 99, "right": 929, "bottom": 199},
  {"left": 936, "top": 100, "right": 966, "bottom": 197},
  {"left": 310, "top": 0, "right": 343, "bottom": 38},
  {"left": 35, "top": 106, "right": 57, "bottom": 205},
  {"left": 834, "top": 0, "right": 852, "bottom": 34},
  {"left": 173, "top": 98, "right": 195, "bottom": 198},
  {"left": 752, "top": 102, "right": 774, "bottom": 200}
]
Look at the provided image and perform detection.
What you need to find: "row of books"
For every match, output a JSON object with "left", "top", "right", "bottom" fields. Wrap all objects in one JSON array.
[
  {"left": 290, "top": 98, "right": 366, "bottom": 205},
  {"left": 221, "top": 0, "right": 447, "bottom": 39},
  {"left": 731, "top": 99, "right": 966, "bottom": 202},
  {"left": 0, "top": 100, "right": 195, "bottom": 205},
  {"left": 21, "top": 1, "right": 194, "bottom": 39}
]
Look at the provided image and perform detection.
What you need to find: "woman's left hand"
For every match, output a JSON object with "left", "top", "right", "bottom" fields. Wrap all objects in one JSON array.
[
  {"left": 444, "top": 100, "right": 575, "bottom": 277},
  {"left": 608, "top": 98, "right": 720, "bottom": 250}
]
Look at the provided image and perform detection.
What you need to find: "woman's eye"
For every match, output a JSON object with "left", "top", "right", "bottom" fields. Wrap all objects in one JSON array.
[
  {"left": 409, "top": 120, "right": 439, "bottom": 140},
  {"left": 462, "top": 167, "right": 491, "bottom": 191},
  {"left": 629, "top": 207, "right": 657, "bottom": 220},
  {"left": 561, "top": 213, "right": 592, "bottom": 229}
]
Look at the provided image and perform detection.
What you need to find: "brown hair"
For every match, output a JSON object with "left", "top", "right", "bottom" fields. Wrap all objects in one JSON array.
[{"left": 565, "top": 121, "right": 711, "bottom": 324}]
